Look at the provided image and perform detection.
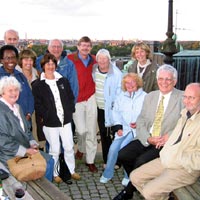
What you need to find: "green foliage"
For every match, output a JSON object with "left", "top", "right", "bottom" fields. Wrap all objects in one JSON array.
[
  {"left": 29, "top": 42, "right": 200, "bottom": 57},
  {"left": 31, "top": 45, "right": 48, "bottom": 56}
]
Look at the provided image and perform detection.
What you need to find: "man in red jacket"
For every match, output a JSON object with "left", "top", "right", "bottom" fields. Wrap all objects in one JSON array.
[{"left": 68, "top": 36, "right": 98, "bottom": 173}]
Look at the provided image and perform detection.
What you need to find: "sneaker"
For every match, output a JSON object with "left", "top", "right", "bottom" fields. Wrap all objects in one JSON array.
[
  {"left": 121, "top": 177, "right": 129, "bottom": 187},
  {"left": 71, "top": 172, "right": 81, "bottom": 180},
  {"left": 100, "top": 175, "right": 111, "bottom": 183}
]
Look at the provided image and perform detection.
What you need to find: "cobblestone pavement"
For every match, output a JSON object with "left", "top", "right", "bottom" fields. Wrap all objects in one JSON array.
[{"left": 54, "top": 152, "right": 144, "bottom": 200}]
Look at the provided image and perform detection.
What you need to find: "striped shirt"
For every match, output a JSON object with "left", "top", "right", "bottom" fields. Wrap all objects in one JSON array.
[{"left": 95, "top": 68, "right": 107, "bottom": 109}]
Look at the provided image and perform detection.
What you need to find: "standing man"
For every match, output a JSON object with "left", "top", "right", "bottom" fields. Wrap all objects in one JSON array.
[
  {"left": 4, "top": 29, "right": 19, "bottom": 47},
  {"left": 113, "top": 64, "right": 184, "bottom": 200},
  {"left": 36, "top": 39, "right": 78, "bottom": 102},
  {"left": 130, "top": 83, "right": 200, "bottom": 200},
  {"left": 68, "top": 36, "right": 98, "bottom": 173}
]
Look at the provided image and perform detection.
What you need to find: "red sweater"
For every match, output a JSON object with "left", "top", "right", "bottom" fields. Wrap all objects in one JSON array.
[{"left": 68, "top": 52, "right": 96, "bottom": 102}]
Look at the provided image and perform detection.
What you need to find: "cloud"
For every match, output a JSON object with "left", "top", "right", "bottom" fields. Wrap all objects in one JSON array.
[{"left": 0, "top": 0, "right": 200, "bottom": 41}]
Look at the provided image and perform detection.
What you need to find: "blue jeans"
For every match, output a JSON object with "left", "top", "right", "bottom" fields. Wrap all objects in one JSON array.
[
  {"left": 40, "top": 150, "right": 54, "bottom": 182},
  {"left": 103, "top": 132, "right": 134, "bottom": 179},
  {"left": 45, "top": 157, "right": 54, "bottom": 181}
]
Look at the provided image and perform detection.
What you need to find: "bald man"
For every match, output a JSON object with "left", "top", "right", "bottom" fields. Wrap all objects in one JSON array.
[
  {"left": 4, "top": 29, "right": 19, "bottom": 47},
  {"left": 130, "top": 83, "right": 200, "bottom": 200}
]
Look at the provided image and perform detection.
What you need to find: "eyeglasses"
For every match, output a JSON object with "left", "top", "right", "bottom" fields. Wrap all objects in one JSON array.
[
  {"left": 50, "top": 45, "right": 62, "bottom": 49},
  {"left": 3, "top": 56, "right": 17, "bottom": 61},
  {"left": 182, "top": 95, "right": 199, "bottom": 101},
  {"left": 157, "top": 78, "right": 173, "bottom": 82}
]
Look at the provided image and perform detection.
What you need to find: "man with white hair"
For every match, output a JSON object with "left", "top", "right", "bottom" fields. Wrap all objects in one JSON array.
[{"left": 36, "top": 39, "right": 78, "bottom": 102}]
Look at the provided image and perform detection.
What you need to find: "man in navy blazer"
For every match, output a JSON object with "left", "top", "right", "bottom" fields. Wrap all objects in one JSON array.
[{"left": 113, "top": 64, "right": 184, "bottom": 200}]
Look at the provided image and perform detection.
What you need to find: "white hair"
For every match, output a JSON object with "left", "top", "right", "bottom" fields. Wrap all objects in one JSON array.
[
  {"left": 156, "top": 64, "right": 178, "bottom": 80},
  {"left": 0, "top": 76, "right": 21, "bottom": 95},
  {"left": 48, "top": 39, "right": 63, "bottom": 48},
  {"left": 96, "top": 48, "right": 111, "bottom": 62}
]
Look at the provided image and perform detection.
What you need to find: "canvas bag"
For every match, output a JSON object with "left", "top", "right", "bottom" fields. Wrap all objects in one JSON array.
[{"left": 7, "top": 151, "right": 46, "bottom": 181}]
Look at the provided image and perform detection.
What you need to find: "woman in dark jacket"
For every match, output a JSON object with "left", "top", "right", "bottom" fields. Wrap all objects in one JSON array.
[{"left": 32, "top": 53, "right": 80, "bottom": 183}]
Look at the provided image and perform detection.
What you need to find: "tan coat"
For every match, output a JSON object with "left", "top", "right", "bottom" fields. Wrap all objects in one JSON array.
[{"left": 160, "top": 109, "right": 200, "bottom": 173}]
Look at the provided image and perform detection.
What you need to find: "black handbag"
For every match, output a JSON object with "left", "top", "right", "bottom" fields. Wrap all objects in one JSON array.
[{"left": 56, "top": 153, "right": 72, "bottom": 185}]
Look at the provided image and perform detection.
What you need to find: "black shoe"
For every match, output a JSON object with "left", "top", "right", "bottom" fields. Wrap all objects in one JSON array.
[{"left": 113, "top": 190, "right": 133, "bottom": 200}]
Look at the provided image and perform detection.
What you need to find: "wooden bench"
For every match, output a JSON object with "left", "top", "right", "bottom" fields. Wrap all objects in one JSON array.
[
  {"left": 1, "top": 162, "right": 71, "bottom": 200},
  {"left": 173, "top": 178, "right": 200, "bottom": 200},
  {"left": 3, "top": 176, "right": 71, "bottom": 200}
]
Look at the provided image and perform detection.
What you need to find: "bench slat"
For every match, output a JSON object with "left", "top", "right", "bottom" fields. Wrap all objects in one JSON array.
[
  {"left": 27, "top": 180, "right": 53, "bottom": 200},
  {"left": 174, "top": 179, "right": 200, "bottom": 200},
  {"left": 29, "top": 178, "right": 70, "bottom": 200},
  {"left": 174, "top": 187, "right": 196, "bottom": 200}
]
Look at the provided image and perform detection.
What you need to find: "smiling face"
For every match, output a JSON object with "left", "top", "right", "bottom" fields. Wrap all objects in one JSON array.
[
  {"left": 134, "top": 47, "right": 148, "bottom": 65},
  {"left": 183, "top": 84, "right": 200, "bottom": 115},
  {"left": 44, "top": 60, "right": 56, "bottom": 78},
  {"left": 157, "top": 70, "right": 177, "bottom": 94},
  {"left": 77, "top": 42, "right": 92, "bottom": 58},
  {"left": 2, "top": 85, "right": 20, "bottom": 106},
  {"left": 1, "top": 50, "right": 17, "bottom": 74},
  {"left": 97, "top": 54, "right": 110, "bottom": 72},
  {"left": 21, "top": 57, "right": 34, "bottom": 71},
  {"left": 48, "top": 40, "right": 63, "bottom": 60},
  {"left": 124, "top": 76, "right": 138, "bottom": 93}
]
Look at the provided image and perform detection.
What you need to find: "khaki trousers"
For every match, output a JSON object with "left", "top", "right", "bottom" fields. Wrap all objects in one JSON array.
[
  {"left": 130, "top": 158, "right": 200, "bottom": 200},
  {"left": 73, "top": 94, "right": 97, "bottom": 163}
]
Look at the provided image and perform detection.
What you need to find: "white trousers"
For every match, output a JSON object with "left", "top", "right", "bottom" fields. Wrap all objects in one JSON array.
[
  {"left": 73, "top": 94, "right": 97, "bottom": 163},
  {"left": 43, "top": 123, "right": 75, "bottom": 177}
]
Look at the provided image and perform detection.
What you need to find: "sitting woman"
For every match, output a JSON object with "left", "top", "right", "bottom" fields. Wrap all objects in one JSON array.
[
  {"left": 32, "top": 53, "right": 80, "bottom": 183},
  {"left": 0, "top": 76, "right": 53, "bottom": 181},
  {"left": 100, "top": 73, "right": 146, "bottom": 184}
]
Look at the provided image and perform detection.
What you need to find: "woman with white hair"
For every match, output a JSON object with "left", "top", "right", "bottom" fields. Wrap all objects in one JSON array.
[
  {"left": 0, "top": 76, "right": 53, "bottom": 181},
  {"left": 92, "top": 48, "right": 122, "bottom": 168}
]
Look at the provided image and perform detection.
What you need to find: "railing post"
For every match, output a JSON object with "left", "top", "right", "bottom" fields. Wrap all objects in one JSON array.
[{"left": 161, "top": 0, "right": 178, "bottom": 65}]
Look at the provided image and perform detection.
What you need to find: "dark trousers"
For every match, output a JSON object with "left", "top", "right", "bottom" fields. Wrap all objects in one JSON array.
[
  {"left": 97, "top": 108, "right": 112, "bottom": 164},
  {"left": 118, "top": 139, "right": 161, "bottom": 195}
]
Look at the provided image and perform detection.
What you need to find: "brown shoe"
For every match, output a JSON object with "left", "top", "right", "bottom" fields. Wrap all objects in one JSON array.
[
  {"left": 71, "top": 172, "right": 81, "bottom": 180},
  {"left": 85, "top": 163, "right": 98, "bottom": 173},
  {"left": 54, "top": 176, "right": 63, "bottom": 184},
  {"left": 75, "top": 150, "right": 84, "bottom": 160}
]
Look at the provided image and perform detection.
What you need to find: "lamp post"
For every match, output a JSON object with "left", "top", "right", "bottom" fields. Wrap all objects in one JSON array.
[{"left": 161, "top": 0, "right": 178, "bottom": 65}]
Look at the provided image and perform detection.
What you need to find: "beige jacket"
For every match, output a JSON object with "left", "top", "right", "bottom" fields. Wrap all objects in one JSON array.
[{"left": 160, "top": 109, "right": 200, "bottom": 173}]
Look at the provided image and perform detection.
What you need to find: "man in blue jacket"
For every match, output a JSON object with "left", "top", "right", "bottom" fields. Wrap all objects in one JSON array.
[{"left": 36, "top": 39, "right": 79, "bottom": 102}]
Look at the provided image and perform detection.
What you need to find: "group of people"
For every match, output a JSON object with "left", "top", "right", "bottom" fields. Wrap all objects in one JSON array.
[{"left": 0, "top": 29, "right": 200, "bottom": 200}]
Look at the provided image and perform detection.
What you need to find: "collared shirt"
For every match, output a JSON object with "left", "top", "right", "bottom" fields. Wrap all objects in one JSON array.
[
  {"left": 41, "top": 72, "right": 64, "bottom": 124},
  {"left": 78, "top": 52, "right": 90, "bottom": 67},
  {"left": 150, "top": 91, "right": 172, "bottom": 134}
]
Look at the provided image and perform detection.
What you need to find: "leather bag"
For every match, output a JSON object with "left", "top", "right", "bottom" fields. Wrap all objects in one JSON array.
[{"left": 7, "top": 152, "right": 46, "bottom": 181}]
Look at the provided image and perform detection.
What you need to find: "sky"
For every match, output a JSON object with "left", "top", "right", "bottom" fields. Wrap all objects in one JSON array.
[{"left": 0, "top": 0, "right": 199, "bottom": 41}]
